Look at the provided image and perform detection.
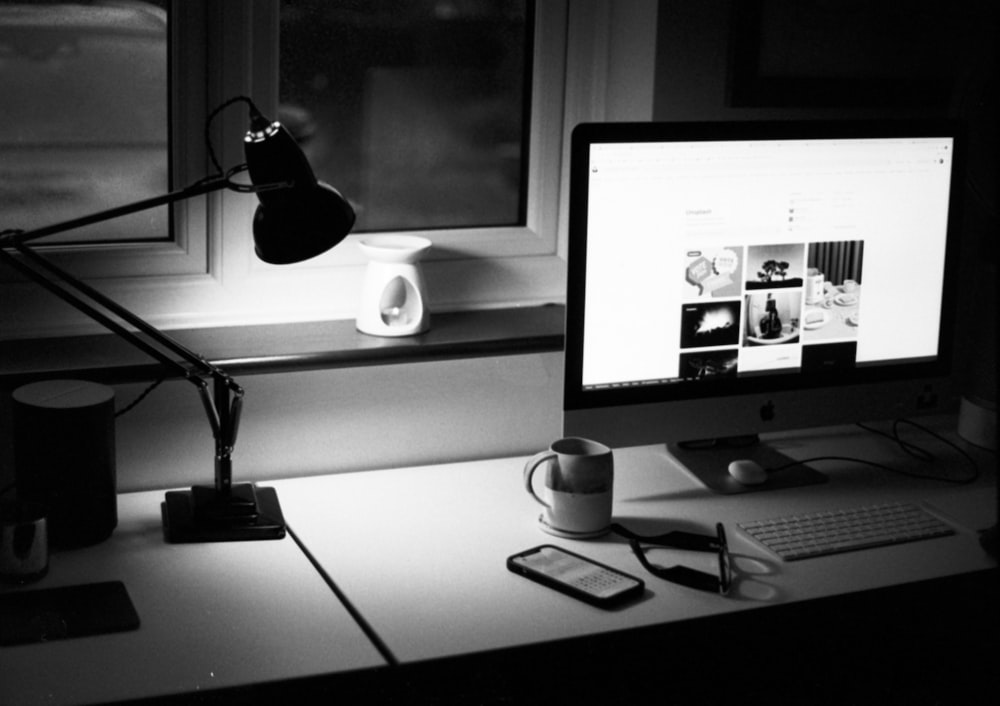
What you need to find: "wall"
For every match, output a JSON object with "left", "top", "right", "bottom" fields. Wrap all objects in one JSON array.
[
  {"left": 654, "top": 0, "right": 995, "bottom": 122},
  {"left": 0, "top": 352, "right": 563, "bottom": 494},
  {"left": 105, "top": 353, "right": 564, "bottom": 492},
  {"left": 5, "top": 1, "right": 994, "bottom": 494}
]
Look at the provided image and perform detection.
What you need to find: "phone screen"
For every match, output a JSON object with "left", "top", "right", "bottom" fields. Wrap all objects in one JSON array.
[{"left": 508, "top": 545, "right": 643, "bottom": 606}]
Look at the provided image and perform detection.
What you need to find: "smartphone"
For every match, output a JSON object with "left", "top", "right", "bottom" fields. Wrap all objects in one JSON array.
[
  {"left": 507, "top": 544, "right": 644, "bottom": 608},
  {"left": 0, "top": 580, "right": 140, "bottom": 646}
]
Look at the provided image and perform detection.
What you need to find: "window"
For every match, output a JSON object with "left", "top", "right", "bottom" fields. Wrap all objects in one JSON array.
[
  {"left": 279, "top": 1, "right": 530, "bottom": 233},
  {"left": 0, "top": 1, "right": 169, "bottom": 244},
  {"left": 1, "top": 1, "right": 657, "bottom": 339}
]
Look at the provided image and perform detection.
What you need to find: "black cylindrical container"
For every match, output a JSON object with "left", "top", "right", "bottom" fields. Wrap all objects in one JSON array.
[{"left": 12, "top": 380, "right": 117, "bottom": 548}]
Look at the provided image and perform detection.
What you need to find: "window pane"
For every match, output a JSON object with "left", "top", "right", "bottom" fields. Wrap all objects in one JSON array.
[
  {"left": 0, "top": 1, "right": 169, "bottom": 245},
  {"left": 279, "top": 0, "right": 530, "bottom": 232}
]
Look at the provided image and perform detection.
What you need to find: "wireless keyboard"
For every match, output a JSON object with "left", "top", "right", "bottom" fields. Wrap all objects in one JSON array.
[{"left": 738, "top": 502, "right": 955, "bottom": 561}]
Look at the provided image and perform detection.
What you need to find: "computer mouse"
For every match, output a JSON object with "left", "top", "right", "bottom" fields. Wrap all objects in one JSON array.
[{"left": 728, "top": 459, "right": 768, "bottom": 485}]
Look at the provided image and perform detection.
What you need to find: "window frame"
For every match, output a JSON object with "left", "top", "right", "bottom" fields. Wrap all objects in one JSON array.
[{"left": 0, "top": 0, "right": 657, "bottom": 339}]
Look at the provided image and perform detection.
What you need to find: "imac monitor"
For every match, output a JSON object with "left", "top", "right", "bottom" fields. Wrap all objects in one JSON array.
[{"left": 563, "top": 120, "right": 963, "bottom": 493}]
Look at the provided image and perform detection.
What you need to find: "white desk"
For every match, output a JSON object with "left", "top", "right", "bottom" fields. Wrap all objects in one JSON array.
[
  {"left": 273, "top": 421, "right": 996, "bottom": 666},
  {"left": 0, "top": 489, "right": 387, "bottom": 706},
  {"left": 1, "top": 421, "right": 995, "bottom": 704}
]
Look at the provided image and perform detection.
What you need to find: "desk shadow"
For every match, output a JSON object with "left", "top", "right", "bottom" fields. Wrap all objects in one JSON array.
[
  {"left": 618, "top": 486, "right": 714, "bottom": 503},
  {"left": 609, "top": 587, "right": 657, "bottom": 612}
]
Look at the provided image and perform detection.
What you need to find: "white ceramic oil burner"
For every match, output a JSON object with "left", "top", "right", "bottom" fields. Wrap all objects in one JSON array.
[{"left": 356, "top": 235, "right": 431, "bottom": 336}]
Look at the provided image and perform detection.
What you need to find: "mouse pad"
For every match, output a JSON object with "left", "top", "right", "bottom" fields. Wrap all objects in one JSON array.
[
  {"left": 667, "top": 442, "right": 828, "bottom": 494},
  {"left": 0, "top": 580, "right": 140, "bottom": 646}
]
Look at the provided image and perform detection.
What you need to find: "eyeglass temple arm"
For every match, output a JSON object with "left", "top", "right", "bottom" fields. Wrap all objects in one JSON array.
[{"left": 611, "top": 523, "right": 724, "bottom": 552}]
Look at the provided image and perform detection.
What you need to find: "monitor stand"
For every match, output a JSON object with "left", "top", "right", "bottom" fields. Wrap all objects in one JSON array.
[{"left": 667, "top": 436, "right": 827, "bottom": 494}]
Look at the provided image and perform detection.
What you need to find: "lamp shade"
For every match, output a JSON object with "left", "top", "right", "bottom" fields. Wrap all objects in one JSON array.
[{"left": 244, "top": 117, "right": 356, "bottom": 265}]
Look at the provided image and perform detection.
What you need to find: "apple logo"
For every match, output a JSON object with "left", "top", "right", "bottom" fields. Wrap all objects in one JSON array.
[{"left": 760, "top": 399, "right": 776, "bottom": 422}]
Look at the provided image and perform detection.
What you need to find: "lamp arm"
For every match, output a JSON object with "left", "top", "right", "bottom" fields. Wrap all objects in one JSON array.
[
  {"left": 5, "top": 241, "right": 239, "bottom": 390},
  {"left": 0, "top": 175, "right": 231, "bottom": 248},
  {"left": 0, "top": 171, "right": 253, "bottom": 497},
  {"left": 0, "top": 245, "right": 193, "bottom": 382},
  {"left": 0, "top": 241, "right": 246, "bottom": 495}
]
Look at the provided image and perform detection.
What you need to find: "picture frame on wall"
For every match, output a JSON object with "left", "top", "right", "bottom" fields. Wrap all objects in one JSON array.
[{"left": 726, "top": 0, "right": 960, "bottom": 109}]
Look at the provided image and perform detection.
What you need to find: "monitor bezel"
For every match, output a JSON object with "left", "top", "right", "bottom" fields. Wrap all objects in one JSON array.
[{"left": 563, "top": 119, "right": 965, "bottom": 426}]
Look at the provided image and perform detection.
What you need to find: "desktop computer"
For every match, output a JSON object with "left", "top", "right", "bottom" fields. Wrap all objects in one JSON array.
[{"left": 562, "top": 120, "right": 965, "bottom": 493}]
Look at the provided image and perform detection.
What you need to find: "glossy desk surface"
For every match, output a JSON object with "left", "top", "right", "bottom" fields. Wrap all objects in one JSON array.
[
  {"left": 273, "top": 421, "right": 996, "bottom": 665},
  {"left": 0, "top": 490, "right": 387, "bottom": 706}
]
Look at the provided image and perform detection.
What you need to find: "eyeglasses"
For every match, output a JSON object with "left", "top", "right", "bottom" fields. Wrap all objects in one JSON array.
[{"left": 610, "top": 522, "right": 732, "bottom": 595}]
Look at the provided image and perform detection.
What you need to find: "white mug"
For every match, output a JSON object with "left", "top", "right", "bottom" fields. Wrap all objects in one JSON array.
[
  {"left": 523, "top": 437, "right": 614, "bottom": 538},
  {"left": 0, "top": 500, "right": 48, "bottom": 584}
]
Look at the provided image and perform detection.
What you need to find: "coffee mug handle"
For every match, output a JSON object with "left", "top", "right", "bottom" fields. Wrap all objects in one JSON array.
[{"left": 523, "top": 451, "right": 555, "bottom": 508}]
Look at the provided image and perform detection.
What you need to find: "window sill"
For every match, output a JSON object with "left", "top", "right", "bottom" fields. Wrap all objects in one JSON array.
[{"left": 0, "top": 305, "right": 566, "bottom": 387}]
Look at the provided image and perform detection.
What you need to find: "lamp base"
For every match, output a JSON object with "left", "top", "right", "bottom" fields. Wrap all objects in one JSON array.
[{"left": 161, "top": 484, "right": 286, "bottom": 543}]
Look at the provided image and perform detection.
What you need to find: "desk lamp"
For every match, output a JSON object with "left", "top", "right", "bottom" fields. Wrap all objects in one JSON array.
[{"left": 0, "top": 97, "right": 355, "bottom": 542}]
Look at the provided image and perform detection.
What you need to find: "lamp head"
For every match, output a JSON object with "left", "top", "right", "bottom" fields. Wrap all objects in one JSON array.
[{"left": 243, "top": 111, "right": 355, "bottom": 265}]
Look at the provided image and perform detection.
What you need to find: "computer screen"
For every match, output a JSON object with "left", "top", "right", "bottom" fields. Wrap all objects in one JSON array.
[{"left": 563, "top": 120, "right": 964, "bottom": 493}]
